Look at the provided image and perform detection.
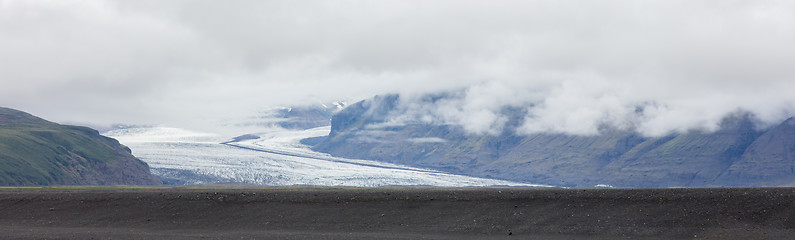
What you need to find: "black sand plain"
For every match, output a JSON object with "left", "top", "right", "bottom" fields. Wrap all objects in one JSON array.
[{"left": 1, "top": 187, "right": 793, "bottom": 239}]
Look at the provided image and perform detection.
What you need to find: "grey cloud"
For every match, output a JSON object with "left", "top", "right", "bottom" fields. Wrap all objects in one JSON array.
[{"left": 1, "top": 0, "right": 794, "bottom": 136}]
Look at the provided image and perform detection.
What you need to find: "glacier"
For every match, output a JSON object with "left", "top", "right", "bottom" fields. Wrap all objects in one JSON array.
[{"left": 104, "top": 126, "right": 547, "bottom": 187}]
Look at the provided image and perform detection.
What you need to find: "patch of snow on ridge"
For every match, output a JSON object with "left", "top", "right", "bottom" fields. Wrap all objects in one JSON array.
[{"left": 406, "top": 137, "right": 448, "bottom": 143}]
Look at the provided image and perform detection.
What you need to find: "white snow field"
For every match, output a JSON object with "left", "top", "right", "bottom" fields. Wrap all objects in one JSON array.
[{"left": 104, "top": 126, "right": 547, "bottom": 187}]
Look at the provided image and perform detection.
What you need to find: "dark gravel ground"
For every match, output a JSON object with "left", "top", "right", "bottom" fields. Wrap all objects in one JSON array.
[{"left": 0, "top": 187, "right": 793, "bottom": 239}]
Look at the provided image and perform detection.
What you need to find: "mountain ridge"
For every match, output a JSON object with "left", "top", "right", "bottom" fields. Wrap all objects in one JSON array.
[{"left": 309, "top": 94, "right": 795, "bottom": 188}]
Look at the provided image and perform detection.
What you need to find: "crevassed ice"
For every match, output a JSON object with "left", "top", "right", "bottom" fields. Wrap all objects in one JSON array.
[{"left": 104, "top": 126, "right": 549, "bottom": 187}]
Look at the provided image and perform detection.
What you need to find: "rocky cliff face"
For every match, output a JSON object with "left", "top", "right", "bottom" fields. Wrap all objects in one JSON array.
[
  {"left": 310, "top": 95, "right": 794, "bottom": 188},
  {"left": 0, "top": 107, "right": 161, "bottom": 186}
]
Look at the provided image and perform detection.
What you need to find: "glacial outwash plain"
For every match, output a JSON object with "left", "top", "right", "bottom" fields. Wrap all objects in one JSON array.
[{"left": 1, "top": 187, "right": 793, "bottom": 239}]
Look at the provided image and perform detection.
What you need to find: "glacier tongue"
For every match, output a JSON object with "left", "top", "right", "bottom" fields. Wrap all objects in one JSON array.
[{"left": 104, "top": 126, "right": 548, "bottom": 187}]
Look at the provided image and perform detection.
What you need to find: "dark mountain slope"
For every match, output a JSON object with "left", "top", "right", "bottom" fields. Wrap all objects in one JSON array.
[
  {"left": 601, "top": 115, "right": 764, "bottom": 187},
  {"left": 717, "top": 118, "right": 795, "bottom": 186},
  {"left": 309, "top": 94, "right": 794, "bottom": 188},
  {"left": 0, "top": 107, "right": 161, "bottom": 186},
  {"left": 489, "top": 130, "right": 644, "bottom": 187}
]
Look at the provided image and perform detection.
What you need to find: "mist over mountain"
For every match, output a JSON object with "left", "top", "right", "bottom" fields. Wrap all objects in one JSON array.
[
  {"left": 241, "top": 102, "right": 346, "bottom": 130},
  {"left": 2, "top": 1, "right": 795, "bottom": 135},
  {"left": 0, "top": 107, "right": 161, "bottom": 186},
  {"left": 308, "top": 94, "right": 795, "bottom": 188}
]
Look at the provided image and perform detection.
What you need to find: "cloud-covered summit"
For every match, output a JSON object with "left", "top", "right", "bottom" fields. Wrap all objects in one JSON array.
[{"left": 1, "top": 0, "right": 794, "bottom": 135}]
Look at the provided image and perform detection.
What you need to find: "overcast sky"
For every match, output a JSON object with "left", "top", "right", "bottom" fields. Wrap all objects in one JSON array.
[{"left": 1, "top": 0, "right": 794, "bottom": 135}]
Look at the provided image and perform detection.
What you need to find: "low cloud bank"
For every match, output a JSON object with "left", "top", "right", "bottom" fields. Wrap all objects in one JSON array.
[
  {"left": 389, "top": 77, "right": 795, "bottom": 137},
  {"left": 1, "top": 1, "right": 793, "bottom": 135}
]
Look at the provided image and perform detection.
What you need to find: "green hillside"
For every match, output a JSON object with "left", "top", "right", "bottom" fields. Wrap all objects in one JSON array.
[{"left": 0, "top": 107, "right": 161, "bottom": 186}]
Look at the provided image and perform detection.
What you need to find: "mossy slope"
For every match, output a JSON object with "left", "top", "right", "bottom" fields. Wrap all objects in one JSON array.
[{"left": 0, "top": 107, "right": 161, "bottom": 186}]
